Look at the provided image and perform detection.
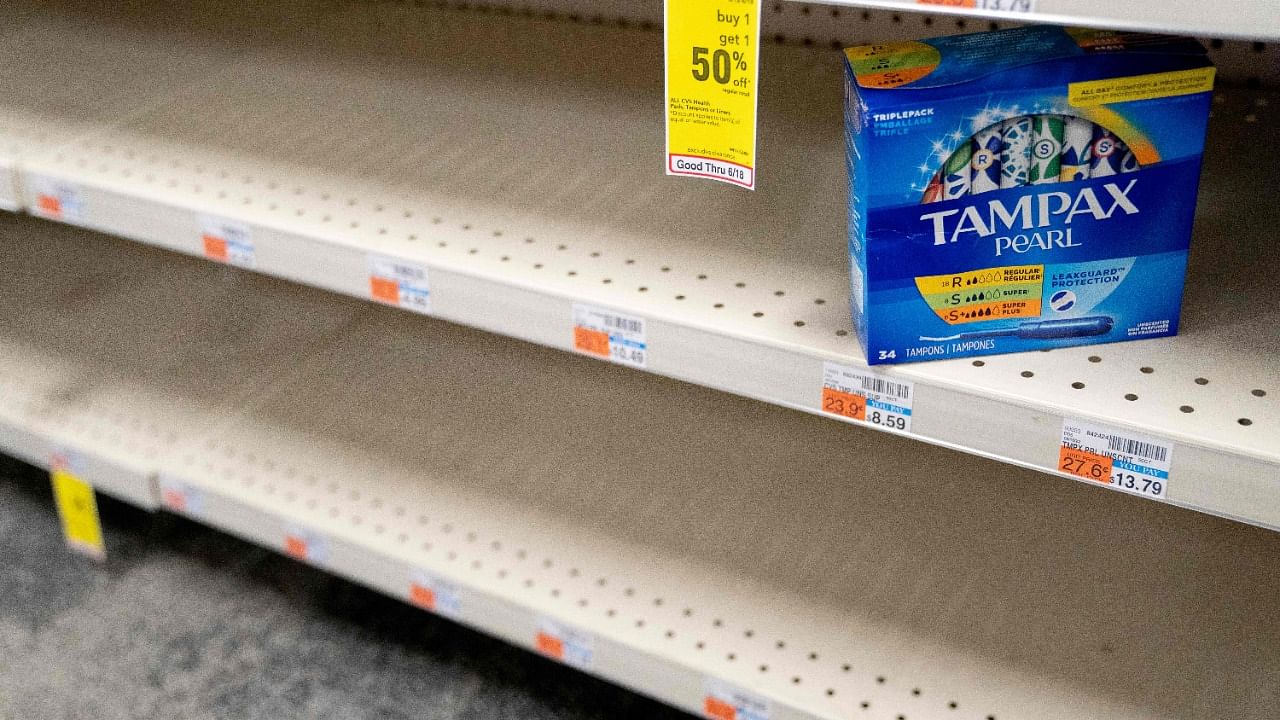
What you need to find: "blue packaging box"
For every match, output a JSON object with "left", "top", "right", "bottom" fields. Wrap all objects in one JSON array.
[{"left": 842, "top": 26, "right": 1214, "bottom": 364}]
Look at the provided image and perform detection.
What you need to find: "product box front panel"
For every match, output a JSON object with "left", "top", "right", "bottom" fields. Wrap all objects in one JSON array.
[{"left": 843, "top": 26, "right": 1214, "bottom": 364}]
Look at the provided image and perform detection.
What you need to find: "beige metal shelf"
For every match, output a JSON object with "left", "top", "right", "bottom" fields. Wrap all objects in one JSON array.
[{"left": 3, "top": 213, "right": 1280, "bottom": 720}]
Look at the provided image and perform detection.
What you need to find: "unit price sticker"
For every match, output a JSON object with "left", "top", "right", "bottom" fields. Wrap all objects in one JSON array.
[
  {"left": 29, "top": 176, "right": 86, "bottom": 222},
  {"left": 199, "top": 214, "right": 255, "bottom": 269},
  {"left": 368, "top": 254, "right": 431, "bottom": 314},
  {"left": 158, "top": 476, "right": 208, "bottom": 518},
  {"left": 283, "top": 525, "right": 330, "bottom": 566},
  {"left": 535, "top": 617, "right": 594, "bottom": 670},
  {"left": 916, "top": 0, "right": 1038, "bottom": 12},
  {"left": 703, "top": 680, "right": 770, "bottom": 720},
  {"left": 1059, "top": 418, "right": 1173, "bottom": 499},
  {"left": 572, "top": 303, "right": 647, "bottom": 369},
  {"left": 665, "top": 0, "right": 762, "bottom": 189},
  {"left": 408, "top": 570, "right": 462, "bottom": 619},
  {"left": 820, "top": 361, "right": 915, "bottom": 432}
]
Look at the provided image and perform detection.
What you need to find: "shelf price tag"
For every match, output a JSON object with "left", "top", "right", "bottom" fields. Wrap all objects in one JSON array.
[
  {"left": 368, "top": 254, "right": 431, "bottom": 314},
  {"left": 158, "top": 475, "right": 207, "bottom": 518},
  {"left": 703, "top": 680, "right": 770, "bottom": 720},
  {"left": 199, "top": 214, "right": 255, "bottom": 269},
  {"left": 535, "top": 617, "right": 594, "bottom": 670},
  {"left": 1060, "top": 418, "right": 1173, "bottom": 499},
  {"left": 408, "top": 570, "right": 462, "bottom": 619},
  {"left": 665, "top": 0, "right": 762, "bottom": 189},
  {"left": 820, "top": 361, "right": 914, "bottom": 432},
  {"left": 49, "top": 452, "right": 105, "bottom": 561},
  {"left": 572, "top": 303, "right": 647, "bottom": 369},
  {"left": 29, "top": 176, "right": 86, "bottom": 222},
  {"left": 283, "top": 525, "right": 330, "bottom": 565},
  {"left": 915, "top": 0, "right": 1038, "bottom": 12}
]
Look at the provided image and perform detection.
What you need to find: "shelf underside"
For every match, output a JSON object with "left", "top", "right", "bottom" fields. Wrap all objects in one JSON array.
[
  {"left": 4, "top": 213, "right": 1280, "bottom": 720},
  {"left": 803, "top": 0, "right": 1280, "bottom": 41}
]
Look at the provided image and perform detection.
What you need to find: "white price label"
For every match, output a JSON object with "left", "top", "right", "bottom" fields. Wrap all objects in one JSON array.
[
  {"left": 535, "top": 617, "right": 593, "bottom": 669},
  {"left": 158, "top": 476, "right": 207, "bottom": 517},
  {"left": 199, "top": 215, "right": 255, "bottom": 269},
  {"left": 704, "top": 680, "right": 770, "bottom": 720},
  {"left": 820, "top": 361, "right": 914, "bottom": 432},
  {"left": 283, "top": 525, "right": 329, "bottom": 565},
  {"left": 408, "top": 570, "right": 462, "bottom": 619},
  {"left": 916, "top": 0, "right": 1038, "bottom": 13},
  {"left": 572, "top": 304, "right": 647, "bottom": 369},
  {"left": 368, "top": 254, "right": 431, "bottom": 314},
  {"left": 29, "top": 176, "right": 85, "bottom": 221},
  {"left": 1059, "top": 418, "right": 1173, "bottom": 499}
]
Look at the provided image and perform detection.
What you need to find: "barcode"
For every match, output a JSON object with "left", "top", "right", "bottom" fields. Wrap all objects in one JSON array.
[
  {"left": 855, "top": 374, "right": 911, "bottom": 401},
  {"left": 603, "top": 314, "right": 643, "bottom": 334},
  {"left": 1106, "top": 435, "right": 1168, "bottom": 463}
]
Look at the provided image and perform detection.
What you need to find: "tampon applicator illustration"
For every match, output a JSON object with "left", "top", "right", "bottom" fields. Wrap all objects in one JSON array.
[{"left": 921, "top": 316, "right": 1113, "bottom": 342}]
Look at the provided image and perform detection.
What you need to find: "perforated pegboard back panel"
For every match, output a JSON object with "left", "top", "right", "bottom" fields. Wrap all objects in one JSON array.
[{"left": 369, "top": 0, "right": 1279, "bottom": 87}]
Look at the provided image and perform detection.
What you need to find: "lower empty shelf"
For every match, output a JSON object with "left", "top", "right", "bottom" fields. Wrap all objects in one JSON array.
[{"left": 2, "top": 213, "right": 1279, "bottom": 720}]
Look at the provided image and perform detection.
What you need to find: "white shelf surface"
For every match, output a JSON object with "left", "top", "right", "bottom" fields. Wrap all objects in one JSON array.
[
  {"left": 5, "top": 214, "right": 1280, "bottom": 720},
  {"left": 4, "top": 3, "right": 1278, "bottom": 529},
  {"left": 804, "top": 0, "right": 1280, "bottom": 41}
]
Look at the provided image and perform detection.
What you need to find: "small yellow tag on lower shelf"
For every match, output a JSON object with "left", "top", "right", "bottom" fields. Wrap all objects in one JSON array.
[{"left": 51, "top": 467, "right": 106, "bottom": 561}]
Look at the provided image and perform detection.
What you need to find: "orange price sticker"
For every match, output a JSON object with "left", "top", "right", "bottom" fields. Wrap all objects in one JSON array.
[
  {"left": 821, "top": 387, "right": 866, "bottom": 422},
  {"left": 284, "top": 534, "right": 308, "bottom": 559},
  {"left": 573, "top": 326, "right": 610, "bottom": 358},
  {"left": 535, "top": 631, "right": 564, "bottom": 659},
  {"left": 369, "top": 275, "right": 400, "bottom": 304},
  {"left": 202, "top": 234, "right": 229, "bottom": 262},
  {"left": 409, "top": 583, "right": 437, "bottom": 611},
  {"left": 704, "top": 696, "right": 737, "bottom": 720},
  {"left": 1058, "top": 446, "right": 1113, "bottom": 483},
  {"left": 36, "top": 194, "right": 63, "bottom": 217},
  {"left": 535, "top": 618, "right": 592, "bottom": 668}
]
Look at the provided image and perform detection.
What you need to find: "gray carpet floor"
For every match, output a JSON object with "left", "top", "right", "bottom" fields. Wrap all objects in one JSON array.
[{"left": 0, "top": 454, "right": 692, "bottom": 720}]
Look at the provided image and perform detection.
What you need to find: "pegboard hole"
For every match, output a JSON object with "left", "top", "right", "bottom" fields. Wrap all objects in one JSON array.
[
  {"left": 1124, "top": 393, "right": 1138, "bottom": 401},
  {"left": 1140, "top": 366, "right": 1154, "bottom": 374},
  {"left": 1088, "top": 356, "right": 1102, "bottom": 363},
  {"left": 1072, "top": 382, "right": 1086, "bottom": 389},
  {"left": 1239, "top": 418, "right": 1253, "bottom": 426},
  {"left": 1180, "top": 405, "right": 1195, "bottom": 413},
  {"left": 1253, "top": 389, "right": 1267, "bottom": 397},
  {"left": 972, "top": 360, "right": 985, "bottom": 367},
  {"left": 1020, "top": 371, "right": 1034, "bottom": 378},
  {"left": 1195, "top": 377, "right": 1209, "bottom": 385}
]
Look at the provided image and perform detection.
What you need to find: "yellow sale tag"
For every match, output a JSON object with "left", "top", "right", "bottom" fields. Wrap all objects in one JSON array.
[
  {"left": 51, "top": 467, "right": 105, "bottom": 560},
  {"left": 665, "top": 0, "right": 761, "bottom": 189}
]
